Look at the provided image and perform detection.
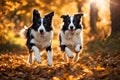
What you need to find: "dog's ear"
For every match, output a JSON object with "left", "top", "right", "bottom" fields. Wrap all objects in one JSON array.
[
  {"left": 45, "top": 12, "right": 54, "bottom": 20},
  {"left": 33, "top": 9, "right": 40, "bottom": 22},
  {"left": 61, "top": 15, "right": 69, "bottom": 22},
  {"left": 61, "top": 15, "right": 69, "bottom": 19},
  {"left": 74, "top": 13, "right": 84, "bottom": 19}
]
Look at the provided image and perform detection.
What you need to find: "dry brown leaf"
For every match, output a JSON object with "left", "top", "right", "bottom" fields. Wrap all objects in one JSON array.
[{"left": 8, "top": 72, "right": 15, "bottom": 77}]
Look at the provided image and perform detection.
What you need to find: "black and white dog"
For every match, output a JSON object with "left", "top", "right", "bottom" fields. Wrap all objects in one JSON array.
[
  {"left": 20, "top": 9, "right": 54, "bottom": 66},
  {"left": 59, "top": 14, "right": 83, "bottom": 62}
]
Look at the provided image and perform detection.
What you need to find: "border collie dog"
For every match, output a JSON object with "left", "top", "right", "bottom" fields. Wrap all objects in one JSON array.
[
  {"left": 59, "top": 14, "right": 83, "bottom": 62},
  {"left": 20, "top": 9, "right": 54, "bottom": 66}
]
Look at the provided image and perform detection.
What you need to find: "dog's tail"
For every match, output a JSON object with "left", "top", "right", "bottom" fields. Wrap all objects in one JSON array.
[{"left": 19, "top": 25, "right": 28, "bottom": 38}]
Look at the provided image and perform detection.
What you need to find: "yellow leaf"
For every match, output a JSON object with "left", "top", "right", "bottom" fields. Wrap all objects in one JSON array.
[
  {"left": 96, "top": 65, "right": 105, "bottom": 71},
  {"left": 52, "top": 77, "right": 60, "bottom": 80}
]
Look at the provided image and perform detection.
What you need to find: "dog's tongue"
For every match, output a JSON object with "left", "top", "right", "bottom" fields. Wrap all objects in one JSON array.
[
  {"left": 40, "top": 32, "right": 44, "bottom": 37},
  {"left": 70, "top": 29, "right": 74, "bottom": 32}
]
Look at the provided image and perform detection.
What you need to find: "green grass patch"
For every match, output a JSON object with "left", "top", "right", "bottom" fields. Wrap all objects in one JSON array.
[{"left": 85, "top": 32, "right": 120, "bottom": 54}]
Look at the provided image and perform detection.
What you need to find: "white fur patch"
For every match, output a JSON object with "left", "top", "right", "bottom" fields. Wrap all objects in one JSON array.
[
  {"left": 38, "top": 19, "right": 46, "bottom": 33},
  {"left": 68, "top": 16, "right": 75, "bottom": 30},
  {"left": 32, "top": 46, "right": 41, "bottom": 63},
  {"left": 75, "top": 44, "right": 81, "bottom": 52},
  {"left": 47, "top": 50, "right": 52, "bottom": 66},
  {"left": 65, "top": 47, "right": 73, "bottom": 58}
]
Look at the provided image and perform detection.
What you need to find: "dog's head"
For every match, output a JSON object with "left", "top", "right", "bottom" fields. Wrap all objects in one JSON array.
[
  {"left": 31, "top": 9, "right": 54, "bottom": 35},
  {"left": 61, "top": 14, "right": 83, "bottom": 33}
]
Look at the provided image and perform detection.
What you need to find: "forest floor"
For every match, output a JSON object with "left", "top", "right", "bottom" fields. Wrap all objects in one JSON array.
[{"left": 0, "top": 33, "right": 120, "bottom": 80}]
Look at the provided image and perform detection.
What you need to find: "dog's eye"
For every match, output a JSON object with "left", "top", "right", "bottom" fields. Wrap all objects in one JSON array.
[
  {"left": 36, "top": 24, "right": 40, "bottom": 27},
  {"left": 66, "top": 22, "right": 70, "bottom": 25},
  {"left": 73, "top": 20, "right": 76, "bottom": 24},
  {"left": 43, "top": 22, "right": 47, "bottom": 25}
]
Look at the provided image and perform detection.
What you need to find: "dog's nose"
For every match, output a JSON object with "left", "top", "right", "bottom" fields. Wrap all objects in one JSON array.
[
  {"left": 70, "top": 26, "right": 73, "bottom": 29},
  {"left": 40, "top": 29, "right": 43, "bottom": 33}
]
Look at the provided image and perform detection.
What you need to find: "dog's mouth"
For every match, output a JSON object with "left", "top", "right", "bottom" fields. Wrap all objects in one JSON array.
[
  {"left": 69, "top": 29, "right": 75, "bottom": 32},
  {"left": 40, "top": 32, "right": 45, "bottom": 37}
]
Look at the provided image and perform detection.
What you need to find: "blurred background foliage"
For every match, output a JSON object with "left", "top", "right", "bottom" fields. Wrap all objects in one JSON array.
[{"left": 0, "top": 0, "right": 120, "bottom": 52}]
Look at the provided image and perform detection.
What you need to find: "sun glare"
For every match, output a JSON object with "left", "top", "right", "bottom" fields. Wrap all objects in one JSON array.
[
  {"left": 89, "top": 0, "right": 111, "bottom": 39},
  {"left": 90, "top": 0, "right": 105, "bottom": 5}
]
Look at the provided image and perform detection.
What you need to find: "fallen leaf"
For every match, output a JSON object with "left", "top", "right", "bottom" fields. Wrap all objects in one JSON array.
[
  {"left": 96, "top": 65, "right": 105, "bottom": 71},
  {"left": 52, "top": 77, "right": 60, "bottom": 80},
  {"left": 8, "top": 72, "right": 15, "bottom": 77}
]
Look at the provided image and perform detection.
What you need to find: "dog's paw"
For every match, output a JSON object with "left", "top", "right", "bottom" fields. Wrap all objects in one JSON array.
[
  {"left": 75, "top": 45, "right": 82, "bottom": 53},
  {"left": 35, "top": 58, "right": 41, "bottom": 63},
  {"left": 75, "top": 46, "right": 80, "bottom": 53},
  {"left": 48, "top": 61, "right": 52, "bottom": 66},
  {"left": 65, "top": 47, "right": 74, "bottom": 58},
  {"left": 48, "top": 63, "right": 52, "bottom": 66},
  {"left": 48, "top": 57, "right": 52, "bottom": 66},
  {"left": 67, "top": 50, "right": 73, "bottom": 58},
  {"left": 68, "top": 54, "right": 74, "bottom": 58}
]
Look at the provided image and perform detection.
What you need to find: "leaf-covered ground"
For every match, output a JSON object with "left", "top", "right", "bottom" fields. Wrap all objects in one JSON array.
[{"left": 0, "top": 50, "right": 120, "bottom": 80}]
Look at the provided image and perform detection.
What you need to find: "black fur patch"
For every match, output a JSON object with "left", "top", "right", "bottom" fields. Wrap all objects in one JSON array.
[
  {"left": 59, "top": 34, "right": 62, "bottom": 45},
  {"left": 80, "top": 46, "right": 82, "bottom": 49},
  {"left": 60, "top": 45, "right": 67, "bottom": 51},
  {"left": 61, "top": 15, "right": 70, "bottom": 33},
  {"left": 46, "top": 45, "right": 51, "bottom": 51}
]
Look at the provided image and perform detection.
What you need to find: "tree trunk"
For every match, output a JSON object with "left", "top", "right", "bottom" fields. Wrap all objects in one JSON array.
[
  {"left": 110, "top": 0, "right": 120, "bottom": 36},
  {"left": 90, "top": 2, "right": 98, "bottom": 33}
]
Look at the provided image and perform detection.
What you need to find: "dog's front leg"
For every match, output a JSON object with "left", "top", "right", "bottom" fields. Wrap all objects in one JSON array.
[
  {"left": 27, "top": 42, "right": 36, "bottom": 64},
  {"left": 29, "top": 52, "right": 35, "bottom": 64},
  {"left": 75, "top": 44, "right": 82, "bottom": 53},
  {"left": 74, "top": 44, "right": 82, "bottom": 62},
  {"left": 63, "top": 52, "right": 69, "bottom": 62},
  {"left": 46, "top": 46, "right": 52, "bottom": 66},
  {"left": 60, "top": 45, "right": 74, "bottom": 58},
  {"left": 29, "top": 39, "right": 41, "bottom": 63},
  {"left": 32, "top": 46, "right": 41, "bottom": 63}
]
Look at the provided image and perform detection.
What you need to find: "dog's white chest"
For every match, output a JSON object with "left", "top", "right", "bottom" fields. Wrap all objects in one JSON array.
[
  {"left": 35, "top": 37, "right": 51, "bottom": 49},
  {"left": 65, "top": 33, "right": 80, "bottom": 45},
  {"left": 31, "top": 30, "right": 52, "bottom": 50},
  {"left": 60, "top": 29, "right": 82, "bottom": 46}
]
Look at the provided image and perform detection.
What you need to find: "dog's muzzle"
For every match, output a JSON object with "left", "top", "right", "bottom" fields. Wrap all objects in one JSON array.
[
  {"left": 69, "top": 26, "right": 75, "bottom": 32},
  {"left": 40, "top": 29, "right": 44, "bottom": 33},
  {"left": 39, "top": 29, "right": 45, "bottom": 36}
]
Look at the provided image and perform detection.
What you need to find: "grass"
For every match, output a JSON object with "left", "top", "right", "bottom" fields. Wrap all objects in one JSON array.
[
  {"left": 0, "top": 31, "right": 26, "bottom": 53},
  {"left": 84, "top": 32, "right": 120, "bottom": 55}
]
